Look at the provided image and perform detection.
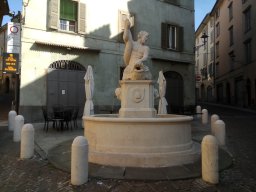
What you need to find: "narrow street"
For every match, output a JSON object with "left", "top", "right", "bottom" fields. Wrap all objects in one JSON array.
[{"left": 201, "top": 104, "right": 256, "bottom": 191}]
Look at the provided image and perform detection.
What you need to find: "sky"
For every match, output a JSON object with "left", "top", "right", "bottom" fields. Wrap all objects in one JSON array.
[
  {"left": 3, "top": 0, "right": 216, "bottom": 30},
  {"left": 194, "top": 0, "right": 216, "bottom": 29},
  {"left": 2, "top": 0, "right": 22, "bottom": 25}
]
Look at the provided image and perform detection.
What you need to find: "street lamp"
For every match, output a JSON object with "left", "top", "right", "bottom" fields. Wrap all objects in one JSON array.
[
  {"left": 200, "top": 32, "right": 209, "bottom": 45},
  {"left": 194, "top": 32, "right": 209, "bottom": 53}
]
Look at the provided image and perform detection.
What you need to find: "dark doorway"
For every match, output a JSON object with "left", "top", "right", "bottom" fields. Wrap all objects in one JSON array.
[
  {"left": 5, "top": 77, "right": 10, "bottom": 93},
  {"left": 235, "top": 77, "right": 244, "bottom": 107},
  {"left": 207, "top": 86, "right": 212, "bottom": 102},
  {"left": 47, "top": 60, "right": 86, "bottom": 116},
  {"left": 217, "top": 83, "right": 224, "bottom": 103},
  {"left": 201, "top": 84, "right": 205, "bottom": 101},
  {"left": 246, "top": 79, "right": 251, "bottom": 106},
  {"left": 226, "top": 82, "right": 231, "bottom": 104},
  {"left": 164, "top": 71, "right": 184, "bottom": 114}
]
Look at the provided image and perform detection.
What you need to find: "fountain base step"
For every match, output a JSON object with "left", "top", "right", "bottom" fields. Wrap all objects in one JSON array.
[
  {"left": 89, "top": 142, "right": 200, "bottom": 168},
  {"left": 84, "top": 114, "right": 200, "bottom": 168}
]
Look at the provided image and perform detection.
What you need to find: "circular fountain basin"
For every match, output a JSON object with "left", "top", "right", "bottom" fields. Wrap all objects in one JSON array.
[{"left": 83, "top": 114, "right": 200, "bottom": 168}]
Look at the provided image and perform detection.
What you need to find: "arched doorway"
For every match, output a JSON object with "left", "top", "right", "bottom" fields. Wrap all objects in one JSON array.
[
  {"left": 47, "top": 60, "right": 86, "bottom": 115},
  {"left": 163, "top": 71, "right": 184, "bottom": 114}
]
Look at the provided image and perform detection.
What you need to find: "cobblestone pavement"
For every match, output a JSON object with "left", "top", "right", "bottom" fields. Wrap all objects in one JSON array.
[{"left": 1, "top": 103, "right": 256, "bottom": 191}]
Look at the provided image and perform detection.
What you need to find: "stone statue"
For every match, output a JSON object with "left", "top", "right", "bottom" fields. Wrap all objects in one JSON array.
[{"left": 122, "top": 18, "right": 152, "bottom": 80}]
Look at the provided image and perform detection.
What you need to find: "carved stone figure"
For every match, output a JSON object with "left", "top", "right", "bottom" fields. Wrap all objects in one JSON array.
[{"left": 122, "top": 18, "right": 152, "bottom": 80}]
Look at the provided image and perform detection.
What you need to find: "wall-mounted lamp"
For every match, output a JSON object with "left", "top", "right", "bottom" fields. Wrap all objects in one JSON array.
[
  {"left": 200, "top": 32, "right": 209, "bottom": 45},
  {"left": 194, "top": 32, "right": 209, "bottom": 52}
]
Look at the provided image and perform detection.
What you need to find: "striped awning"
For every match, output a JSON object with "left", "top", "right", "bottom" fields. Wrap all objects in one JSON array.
[{"left": 35, "top": 41, "right": 100, "bottom": 53}]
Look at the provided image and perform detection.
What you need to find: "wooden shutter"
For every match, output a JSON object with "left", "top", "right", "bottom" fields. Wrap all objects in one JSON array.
[
  {"left": 176, "top": 26, "right": 183, "bottom": 52},
  {"left": 161, "top": 23, "right": 168, "bottom": 49},
  {"left": 48, "top": 0, "right": 59, "bottom": 29},
  {"left": 78, "top": 3, "right": 86, "bottom": 34}
]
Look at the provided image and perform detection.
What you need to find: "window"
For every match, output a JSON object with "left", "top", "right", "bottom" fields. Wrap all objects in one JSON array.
[
  {"left": 244, "top": 6, "right": 251, "bottom": 33},
  {"left": 203, "top": 53, "right": 208, "bottom": 66},
  {"left": 208, "top": 63, "right": 213, "bottom": 77},
  {"left": 216, "top": 42, "right": 219, "bottom": 57},
  {"left": 229, "top": 26, "right": 234, "bottom": 46},
  {"left": 210, "top": 31, "right": 214, "bottom": 43},
  {"left": 216, "top": 62, "right": 219, "bottom": 77},
  {"left": 216, "top": 23, "right": 220, "bottom": 37},
  {"left": 161, "top": 23, "right": 183, "bottom": 51},
  {"left": 195, "top": 60, "right": 199, "bottom": 74},
  {"left": 229, "top": 51, "right": 235, "bottom": 71},
  {"left": 228, "top": 2, "right": 233, "bottom": 21},
  {"left": 59, "top": 0, "right": 77, "bottom": 32},
  {"left": 210, "top": 47, "right": 214, "bottom": 61},
  {"left": 215, "top": 8, "right": 220, "bottom": 19},
  {"left": 210, "top": 18, "right": 214, "bottom": 27},
  {"left": 48, "top": 0, "right": 86, "bottom": 34},
  {"left": 244, "top": 39, "right": 252, "bottom": 64}
]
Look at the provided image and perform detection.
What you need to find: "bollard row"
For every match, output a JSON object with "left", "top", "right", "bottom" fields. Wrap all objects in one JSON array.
[
  {"left": 8, "top": 110, "right": 90, "bottom": 186},
  {"left": 202, "top": 109, "right": 208, "bottom": 124},
  {"left": 14, "top": 115, "right": 24, "bottom": 142},
  {"left": 8, "top": 110, "right": 17, "bottom": 131},
  {"left": 71, "top": 136, "right": 88, "bottom": 185},
  {"left": 20, "top": 124, "right": 34, "bottom": 159},
  {"left": 211, "top": 114, "right": 219, "bottom": 135},
  {"left": 202, "top": 135, "right": 219, "bottom": 184}
]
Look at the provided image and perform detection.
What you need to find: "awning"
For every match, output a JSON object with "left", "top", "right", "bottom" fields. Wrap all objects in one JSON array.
[{"left": 35, "top": 41, "right": 100, "bottom": 53}]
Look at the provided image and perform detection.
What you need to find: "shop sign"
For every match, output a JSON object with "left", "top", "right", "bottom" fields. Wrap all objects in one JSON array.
[{"left": 2, "top": 53, "right": 19, "bottom": 74}]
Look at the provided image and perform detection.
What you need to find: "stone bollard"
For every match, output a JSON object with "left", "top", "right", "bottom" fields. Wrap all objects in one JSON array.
[
  {"left": 196, "top": 105, "right": 202, "bottom": 119},
  {"left": 214, "top": 120, "right": 226, "bottom": 146},
  {"left": 14, "top": 115, "right": 24, "bottom": 142},
  {"left": 8, "top": 110, "right": 17, "bottom": 131},
  {"left": 211, "top": 114, "right": 219, "bottom": 135},
  {"left": 71, "top": 136, "right": 88, "bottom": 185},
  {"left": 202, "top": 109, "right": 208, "bottom": 124},
  {"left": 202, "top": 135, "right": 219, "bottom": 184},
  {"left": 20, "top": 124, "right": 34, "bottom": 159}
]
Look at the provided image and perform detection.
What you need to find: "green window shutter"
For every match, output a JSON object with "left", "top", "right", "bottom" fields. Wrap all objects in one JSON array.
[
  {"left": 60, "top": 0, "right": 77, "bottom": 21},
  {"left": 78, "top": 3, "right": 86, "bottom": 34},
  {"left": 48, "top": 0, "right": 59, "bottom": 29},
  {"left": 161, "top": 23, "right": 168, "bottom": 49},
  {"left": 176, "top": 26, "right": 183, "bottom": 52}
]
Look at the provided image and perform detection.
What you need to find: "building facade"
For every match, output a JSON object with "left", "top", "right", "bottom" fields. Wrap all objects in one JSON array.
[
  {"left": 196, "top": 0, "right": 256, "bottom": 109},
  {"left": 195, "top": 13, "right": 215, "bottom": 102},
  {"left": 20, "top": 0, "right": 195, "bottom": 122},
  {"left": 0, "top": 22, "right": 21, "bottom": 108}
]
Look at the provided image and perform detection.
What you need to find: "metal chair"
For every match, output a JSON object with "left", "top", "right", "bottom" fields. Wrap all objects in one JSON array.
[
  {"left": 71, "top": 106, "right": 79, "bottom": 129},
  {"left": 42, "top": 106, "right": 55, "bottom": 132}
]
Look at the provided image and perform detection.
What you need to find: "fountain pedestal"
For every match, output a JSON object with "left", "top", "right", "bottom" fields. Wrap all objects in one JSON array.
[{"left": 118, "top": 80, "right": 156, "bottom": 118}]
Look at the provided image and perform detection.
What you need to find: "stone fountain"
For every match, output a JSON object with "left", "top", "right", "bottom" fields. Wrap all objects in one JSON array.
[{"left": 83, "top": 18, "right": 200, "bottom": 168}]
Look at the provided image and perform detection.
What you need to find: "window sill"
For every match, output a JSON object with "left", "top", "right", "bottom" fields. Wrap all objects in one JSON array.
[
  {"left": 166, "top": 48, "right": 180, "bottom": 52},
  {"left": 58, "top": 29, "right": 78, "bottom": 35}
]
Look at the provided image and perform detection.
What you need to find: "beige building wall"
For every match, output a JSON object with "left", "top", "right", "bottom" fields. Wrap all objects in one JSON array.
[
  {"left": 20, "top": 0, "right": 195, "bottom": 121},
  {"left": 196, "top": 0, "right": 256, "bottom": 108},
  {"left": 195, "top": 14, "right": 215, "bottom": 102}
]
